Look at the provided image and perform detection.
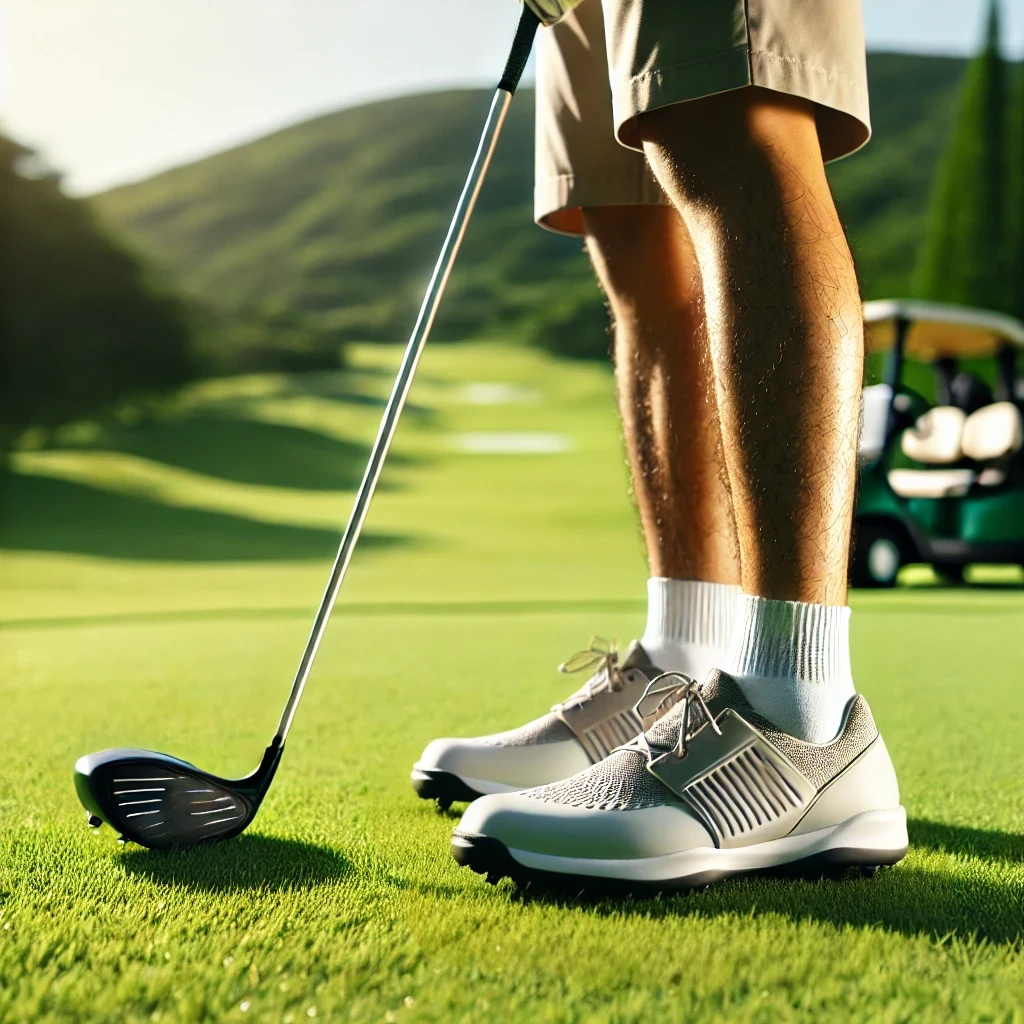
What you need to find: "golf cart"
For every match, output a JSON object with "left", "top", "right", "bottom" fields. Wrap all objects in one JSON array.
[{"left": 852, "top": 299, "right": 1024, "bottom": 587}]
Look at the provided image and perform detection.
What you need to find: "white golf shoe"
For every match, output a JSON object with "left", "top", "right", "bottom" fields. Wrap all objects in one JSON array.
[
  {"left": 451, "top": 669, "right": 907, "bottom": 892},
  {"left": 411, "top": 640, "right": 666, "bottom": 808}
]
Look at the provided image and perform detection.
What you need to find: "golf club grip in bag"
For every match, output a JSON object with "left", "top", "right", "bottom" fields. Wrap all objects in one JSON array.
[{"left": 272, "top": 4, "right": 542, "bottom": 744}]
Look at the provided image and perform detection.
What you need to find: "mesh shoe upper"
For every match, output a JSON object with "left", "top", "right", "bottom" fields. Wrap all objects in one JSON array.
[
  {"left": 525, "top": 669, "right": 879, "bottom": 811},
  {"left": 474, "top": 713, "right": 573, "bottom": 748},
  {"left": 527, "top": 748, "right": 674, "bottom": 811}
]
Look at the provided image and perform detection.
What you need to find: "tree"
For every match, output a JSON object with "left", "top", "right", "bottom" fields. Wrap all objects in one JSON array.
[
  {"left": 913, "top": 0, "right": 1010, "bottom": 313},
  {"left": 0, "top": 136, "right": 195, "bottom": 454},
  {"left": 1008, "top": 63, "right": 1024, "bottom": 321}
]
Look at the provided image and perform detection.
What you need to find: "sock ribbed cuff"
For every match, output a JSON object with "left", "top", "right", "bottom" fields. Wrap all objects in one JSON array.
[
  {"left": 642, "top": 578, "right": 740, "bottom": 655},
  {"left": 725, "top": 594, "right": 853, "bottom": 688}
]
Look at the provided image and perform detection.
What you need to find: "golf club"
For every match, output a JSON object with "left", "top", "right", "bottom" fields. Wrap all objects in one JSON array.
[{"left": 74, "top": 3, "right": 541, "bottom": 850}]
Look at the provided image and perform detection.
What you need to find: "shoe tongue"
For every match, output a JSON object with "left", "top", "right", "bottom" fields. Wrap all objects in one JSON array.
[
  {"left": 620, "top": 640, "right": 655, "bottom": 671},
  {"left": 643, "top": 669, "right": 752, "bottom": 750},
  {"left": 695, "top": 668, "right": 746, "bottom": 709}
]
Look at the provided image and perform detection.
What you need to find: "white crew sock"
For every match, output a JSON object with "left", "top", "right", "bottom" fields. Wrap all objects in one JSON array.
[
  {"left": 640, "top": 578, "right": 740, "bottom": 680},
  {"left": 723, "top": 594, "right": 856, "bottom": 744}
]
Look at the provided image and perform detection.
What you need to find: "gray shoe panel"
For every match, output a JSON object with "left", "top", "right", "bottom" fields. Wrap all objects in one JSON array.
[
  {"left": 644, "top": 671, "right": 878, "bottom": 790},
  {"left": 793, "top": 734, "right": 902, "bottom": 835},
  {"left": 647, "top": 710, "right": 817, "bottom": 848},
  {"left": 556, "top": 663, "right": 662, "bottom": 762}
]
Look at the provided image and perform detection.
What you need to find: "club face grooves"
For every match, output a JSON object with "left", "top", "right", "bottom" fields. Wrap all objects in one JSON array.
[{"left": 75, "top": 744, "right": 282, "bottom": 850}]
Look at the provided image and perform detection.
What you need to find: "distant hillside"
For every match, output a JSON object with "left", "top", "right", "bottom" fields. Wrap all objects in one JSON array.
[{"left": 92, "top": 53, "right": 967, "bottom": 349}]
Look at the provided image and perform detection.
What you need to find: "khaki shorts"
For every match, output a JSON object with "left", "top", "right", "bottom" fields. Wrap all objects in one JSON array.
[{"left": 535, "top": 0, "right": 870, "bottom": 235}]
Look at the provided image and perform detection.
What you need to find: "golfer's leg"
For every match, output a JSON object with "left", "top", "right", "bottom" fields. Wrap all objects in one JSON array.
[
  {"left": 637, "top": 88, "right": 863, "bottom": 741},
  {"left": 582, "top": 205, "right": 740, "bottom": 586},
  {"left": 534, "top": 1, "right": 740, "bottom": 679},
  {"left": 637, "top": 89, "right": 863, "bottom": 605},
  {"left": 444, "top": 1, "right": 904, "bottom": 891},
  {"left": 582, "top": 204, "right": 741, "bottom": 677}
]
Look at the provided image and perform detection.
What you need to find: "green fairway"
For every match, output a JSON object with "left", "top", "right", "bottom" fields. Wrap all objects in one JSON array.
[{"left": 1, "top": 343, "right": 1022, "bottom": 1022}]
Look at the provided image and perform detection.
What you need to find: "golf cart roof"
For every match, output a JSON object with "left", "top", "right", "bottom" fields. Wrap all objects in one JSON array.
[{"left": 864, "top": 299, "right": 1024, "bottom": 361}]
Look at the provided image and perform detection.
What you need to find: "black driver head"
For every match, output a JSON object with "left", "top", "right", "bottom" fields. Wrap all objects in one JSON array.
[{"left": 74, "top": 742, "right": 282, "bottom": 850}]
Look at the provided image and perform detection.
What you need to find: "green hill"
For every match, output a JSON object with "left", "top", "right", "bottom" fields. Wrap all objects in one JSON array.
[{"left": 91, "top": 53, "right": 968, "bottom": 351}]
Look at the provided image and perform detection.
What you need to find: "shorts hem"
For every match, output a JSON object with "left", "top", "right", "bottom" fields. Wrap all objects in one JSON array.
[
  {"left": 534, "top": 169, "right": 669, "bottom": 236},
  {"left": 750, "top": 49, "right": 871, "bottom": 161},
  {"left": 614, "top": 46, "right": 753, "bottom": 151},
  {"left": 612, "top": 46, "right": 870, "bottom": 163}
]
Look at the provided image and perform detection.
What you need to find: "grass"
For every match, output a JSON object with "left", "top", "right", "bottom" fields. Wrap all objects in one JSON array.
[{"left": 1, "top": 342, "right": 1023, "bottom": 1022}]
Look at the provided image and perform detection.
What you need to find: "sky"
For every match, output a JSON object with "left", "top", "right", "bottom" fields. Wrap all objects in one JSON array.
[{"left": 2, "top": 0, "right": 1023, "bottom": 196}]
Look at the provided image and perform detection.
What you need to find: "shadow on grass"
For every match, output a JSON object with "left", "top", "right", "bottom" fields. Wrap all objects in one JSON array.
[
  {"left": 64, "top": 412, "right": 406, "bottom": 492},
  {"left": 0, "top": 469, "right": 408, "bottom": 561},
  {"left": 461, "top": 820, "right": 1024, "bottom": 946},
  {"left": 909, "top": 818, "right": 1023, "bottom": 863},
  {"left": 118, "top": 834, "right": 349, "bottom": 891},
  {"left": 3, "top": 597, "right": 645, "bottom": 632},
  {"left": 264, "top": 372, "right": 436, "bottom": 411}
]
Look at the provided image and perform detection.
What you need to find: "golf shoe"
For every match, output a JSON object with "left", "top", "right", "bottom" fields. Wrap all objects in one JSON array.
[
  {"left": 451, "top": 669, "right": 907, "bottom": 892},
  {"left": 412, "top": 639, "right": 666, "bottom": 808}
]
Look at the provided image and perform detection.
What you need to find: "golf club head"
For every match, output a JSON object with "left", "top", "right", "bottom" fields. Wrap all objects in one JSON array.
[{"left": 74, "top": 741, "right": 282, "bottom": 850}]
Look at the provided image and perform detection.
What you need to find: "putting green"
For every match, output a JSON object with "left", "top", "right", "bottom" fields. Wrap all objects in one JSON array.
[{"left": 1, "top": 343, "right": 1022, "bottom": 1022}]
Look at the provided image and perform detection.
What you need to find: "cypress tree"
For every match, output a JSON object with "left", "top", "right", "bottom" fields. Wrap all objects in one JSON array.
[
  {"left": 1008, "top": 62, "right": 1024, "bottom": 321},
  {"left": 913, "top": 0, "right": 1010, "bottom": 313}
]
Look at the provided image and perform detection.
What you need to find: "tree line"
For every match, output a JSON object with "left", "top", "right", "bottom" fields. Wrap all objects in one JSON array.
[
  {"left": 0, "top": 138, "right": 344, "bottom": 457},
  {"left": 0, "top": 137, "right": 194, "bottom": 455}
]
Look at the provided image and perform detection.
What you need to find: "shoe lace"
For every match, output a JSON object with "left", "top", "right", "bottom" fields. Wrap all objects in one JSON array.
[
  {"left": 634, "top": 671, "right": 722, "bottom": 760},
  {"left": 552, "top": 637, "right": 623, "bottom": 710}
]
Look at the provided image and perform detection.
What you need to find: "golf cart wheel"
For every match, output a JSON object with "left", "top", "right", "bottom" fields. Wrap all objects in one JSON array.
[{"left": 851, "top": 523, "right": 903, "bottom": 588}]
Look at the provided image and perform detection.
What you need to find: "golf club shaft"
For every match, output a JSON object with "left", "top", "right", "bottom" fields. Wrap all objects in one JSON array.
[{"left": 273, "top": 8, "right": 540, "bottom": 743}]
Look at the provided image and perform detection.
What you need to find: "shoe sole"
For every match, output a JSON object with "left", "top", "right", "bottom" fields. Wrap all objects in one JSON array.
[
  {"left": 452, "top": 807, "right": 908, "bottom": 895},
  {"left": 412, "top": 768, "right": 525, "bottom": 809},
  {"left": 411, "top": 769, "right": 486, "bottom": 809}
]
